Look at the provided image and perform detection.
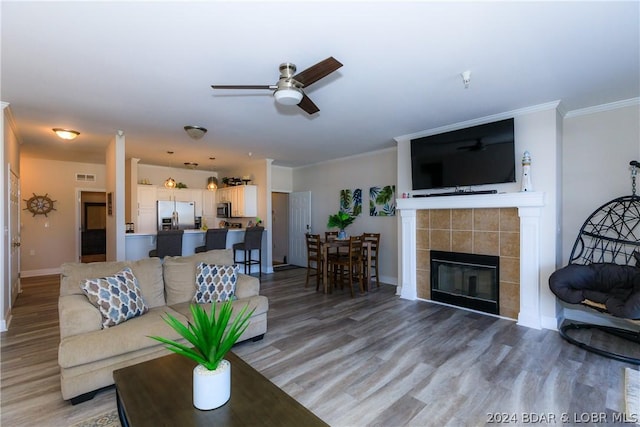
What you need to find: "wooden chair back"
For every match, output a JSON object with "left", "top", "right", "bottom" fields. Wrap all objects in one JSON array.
[
  {"left": 362, "top": 232, "right": 380, "bottom": 287},
  {"left": 305, "top": 234, "right": 322, "bottom": 290}
]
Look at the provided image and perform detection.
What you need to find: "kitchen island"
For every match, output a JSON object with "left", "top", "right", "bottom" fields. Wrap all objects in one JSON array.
[{"left": 125, "top": 229, "right": 261, "bottom": 273}]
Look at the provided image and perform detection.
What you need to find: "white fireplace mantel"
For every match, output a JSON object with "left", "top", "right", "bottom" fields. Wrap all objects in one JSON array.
[{"left": 397, "top": 191, "right": 545, "bottom": 329}]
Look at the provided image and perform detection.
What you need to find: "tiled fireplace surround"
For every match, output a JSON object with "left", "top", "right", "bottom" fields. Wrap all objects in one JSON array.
[{"left": 397, "top": 192, "right": 545, "bottom": 329}]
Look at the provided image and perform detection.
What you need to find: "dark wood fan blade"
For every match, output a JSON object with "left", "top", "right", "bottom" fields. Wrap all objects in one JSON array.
[
  {"left": 211, "top": 85, "right": 274, "bottom": 90},
  {"left": 297, "top": 93, "right": 320, "bottom": 115},
  {"left": 293, "top": 57, "right": 343, "bottom": 87}
]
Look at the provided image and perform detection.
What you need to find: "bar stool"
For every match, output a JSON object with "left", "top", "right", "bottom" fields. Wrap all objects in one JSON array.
[
  {"left": 195, "top": 228, "right": 228, "bottom": 253},
  {"left": 233, "top": 226, "right": 264, "bottom": 276},
  {"left": 149, "top": 230, "right": 183, "bottom": 258}
]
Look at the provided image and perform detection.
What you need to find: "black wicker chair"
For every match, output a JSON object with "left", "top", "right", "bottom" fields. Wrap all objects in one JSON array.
[{"left": 549, "top": 194, "right": 640, "bottom": 364}]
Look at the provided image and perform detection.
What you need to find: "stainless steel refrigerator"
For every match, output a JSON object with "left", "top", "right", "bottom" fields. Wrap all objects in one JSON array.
[{"left": 157, "top": 200, "right": 196, "bottom": 230}]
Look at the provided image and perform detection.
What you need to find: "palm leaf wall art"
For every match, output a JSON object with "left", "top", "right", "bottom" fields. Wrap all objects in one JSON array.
[
  {"left": 340, "top": 188, "right": 362, "bottom": 217},
  {"left": 369, "top": 185, "right": 396, "bottom": 216}
]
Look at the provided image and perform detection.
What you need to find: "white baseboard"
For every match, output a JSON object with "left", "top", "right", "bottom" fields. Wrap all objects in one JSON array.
[
  {"left": 379, "top": 275, "right": 398, "bottom": 286},
  {"left": 1, "top": 309, "right": 12, "bottom": 332},
  {"left": 540, "top": 315, "right": 559, "bottom": 331},
  {"left": 21, "top": 267, "right": 61, "bottom": 278}
]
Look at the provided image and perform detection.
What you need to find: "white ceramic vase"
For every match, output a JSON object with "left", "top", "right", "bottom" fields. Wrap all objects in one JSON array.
[{"left": 193, "top": 360, "right": 231, "bottom": 410}]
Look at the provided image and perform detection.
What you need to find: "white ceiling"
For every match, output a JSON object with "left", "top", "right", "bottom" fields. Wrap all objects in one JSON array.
[{"left": 2, "top": 1, "right": 639, "bottom": 172}]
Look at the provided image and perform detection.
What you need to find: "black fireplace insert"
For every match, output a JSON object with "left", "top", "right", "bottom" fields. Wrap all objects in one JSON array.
[{"left": 430, "top": 250, "right": 499, "bottom": 315}]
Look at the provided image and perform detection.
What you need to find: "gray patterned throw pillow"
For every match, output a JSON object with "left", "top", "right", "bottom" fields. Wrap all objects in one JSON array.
[
  {"left": 81, "top": 267, "right": 149, "bottom": 328},
  {"left": 194, "top": 263, "right": 238, "bottom": 303}
]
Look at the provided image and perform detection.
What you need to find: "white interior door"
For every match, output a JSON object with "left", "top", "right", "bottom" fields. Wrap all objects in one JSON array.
[
  {"left": 9, "top": 169, "right": 20, "bottom": 305},
  {"left": 288, "top": 191, "right": 311, "bottom": 267}
]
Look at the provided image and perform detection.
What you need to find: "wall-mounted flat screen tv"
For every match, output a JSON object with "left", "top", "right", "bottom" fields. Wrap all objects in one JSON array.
[{"left": 410, "top": 118, "right": 515, "bottom": 191}]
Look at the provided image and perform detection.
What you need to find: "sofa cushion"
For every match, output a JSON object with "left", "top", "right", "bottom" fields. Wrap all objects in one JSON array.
[
  {"left": 163, "top": 249, "right": 235, "bottom": 305},
  {"left": 81, "top": 267, "right": 149, "bottom": 328},
  {"left": 61, "top": 258, "right": 166, "bottom": 308},
  {"left": 58, "top": 306, "right": 188, "bottom": 368},
  {"left": 194, "top": 263, "right": 238, "bottom": 303}
]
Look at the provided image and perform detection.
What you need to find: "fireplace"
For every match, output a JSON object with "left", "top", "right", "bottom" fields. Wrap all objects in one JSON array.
[{"left": 430, "top": 250, "right": 499, "bottom": 315}]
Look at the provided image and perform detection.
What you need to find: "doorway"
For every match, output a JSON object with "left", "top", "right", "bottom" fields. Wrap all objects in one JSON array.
[{"left": 80, "top": 191, "right": 106, "bottom": 263}]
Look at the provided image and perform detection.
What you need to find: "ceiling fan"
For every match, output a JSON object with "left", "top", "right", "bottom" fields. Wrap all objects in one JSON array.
[{"left": 211, "top": 57, "right": 343, "bottom": 115}]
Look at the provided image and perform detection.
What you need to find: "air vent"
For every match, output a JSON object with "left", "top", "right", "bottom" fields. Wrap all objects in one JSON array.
[{"left": 76, "top": 173, "right": 96, "bottom": 182}]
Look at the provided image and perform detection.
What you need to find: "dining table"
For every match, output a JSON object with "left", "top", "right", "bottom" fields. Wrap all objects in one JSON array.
[{"left": 320, "top": 238, "right": 372, "bottom": 294}]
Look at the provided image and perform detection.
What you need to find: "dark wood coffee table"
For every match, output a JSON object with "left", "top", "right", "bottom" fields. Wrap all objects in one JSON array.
[{"left": 113, "top": 351, "right": 328, "bottom": 427}]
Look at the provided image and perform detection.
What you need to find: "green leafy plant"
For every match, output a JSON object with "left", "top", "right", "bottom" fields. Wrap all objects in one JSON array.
[
  {"left": 149, "top": 301, "right": 254, "bottom": 371},
  {"left": 327, "top": 211, "right": 355, "bottom": 230}
]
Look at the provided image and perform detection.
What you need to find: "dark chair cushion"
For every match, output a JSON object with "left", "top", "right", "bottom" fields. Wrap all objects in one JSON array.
[{"left": 549, "top": 263, "right": 640, "bottom": 319}]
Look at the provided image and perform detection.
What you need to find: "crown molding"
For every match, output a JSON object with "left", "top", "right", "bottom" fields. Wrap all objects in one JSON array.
[
  {"left": 394, "top": 101, "right": 561, "bottom": 142},
  {"left": 564, "top": 98, "right": 640, "bottom": 119}
]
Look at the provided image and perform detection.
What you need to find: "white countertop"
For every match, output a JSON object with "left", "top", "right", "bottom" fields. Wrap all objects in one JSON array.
[{"left": 126, "top": 228, "right": 246, "bottom": 237}]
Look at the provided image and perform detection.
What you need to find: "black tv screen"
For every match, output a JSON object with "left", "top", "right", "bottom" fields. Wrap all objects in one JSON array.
[{"left": 410, "top": 118, "right": 516, "bottom": 191}]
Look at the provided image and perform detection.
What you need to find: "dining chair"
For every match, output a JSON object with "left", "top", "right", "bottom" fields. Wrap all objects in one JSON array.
[
  {"left": 325, "top": 230, "right": 346, "bottom": 257},
  {"left": 195, "top": 228, "right": 229, "bottom": 253},
  {"left": 233, "top": 226, "right": 264, "bottom": 276},
  {"left": 149, "top": 230, "right": 184, "bottom": 258},
  {"left": 362, "top": 232, "right": 380, "bottom": 288},
  {"left": 305, "top": 233, "right": 322, "bottom": 291},
  {"left": 328, "top": 235, "right": 364, "bottom": 297}
]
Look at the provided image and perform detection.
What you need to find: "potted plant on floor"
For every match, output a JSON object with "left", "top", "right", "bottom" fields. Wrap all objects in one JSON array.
[
  {"left": 327, "top": 211, "right": 355, "bottom": 239},
  {"left": 149, "top": 301, "right": 254, "bottom": 410}
]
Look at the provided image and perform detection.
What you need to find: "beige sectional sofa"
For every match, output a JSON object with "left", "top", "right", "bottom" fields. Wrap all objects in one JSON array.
[{"left": 58, "top": 249, "right": 268, "bottom": 404}]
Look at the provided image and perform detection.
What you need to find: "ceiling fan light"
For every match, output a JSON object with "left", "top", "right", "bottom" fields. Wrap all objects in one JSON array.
[
  {"left": 184, "top": 125, "right": 207, "bottom": 140},
  {"left": 52, "top": 128, "right": 80, "bottom": 140},
  {"left": 274, "top": 88, "right": 303, "bottom": 105}
]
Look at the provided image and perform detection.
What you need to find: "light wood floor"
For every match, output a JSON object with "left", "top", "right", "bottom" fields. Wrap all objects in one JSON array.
[{"left": 1, "top": 269, "right": 638, "bottom": 426}]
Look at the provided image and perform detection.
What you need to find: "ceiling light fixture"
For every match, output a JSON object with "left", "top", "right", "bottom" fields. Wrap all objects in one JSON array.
[
  {"left": 183, "top": 162, "right": 198, "bottom": 169},
  {"left": 274, "top": 87, "right": 303, "bottom": 105},
  {"left": 52, "top": 128, "right": 80, "bottom": 140},
  {"left": 461, "top": 70, "right": 471, "bottom": 89},
  {"left": 184, "top": 126, "right": 207, "bottom": 140},
  {"left": 164, "top": 151, "right": 177, "bottom": 189}
]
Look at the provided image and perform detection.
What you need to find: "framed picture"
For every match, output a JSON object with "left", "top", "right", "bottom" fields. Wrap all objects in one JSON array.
[
  {"left": 369, "top": 185, "right": 396, "bottom": 216},
  {"left": 339, "top": 188, "right": 362, "bottom": 217},
  {"left": 107, "top": 192, "right": 113, "bottom": 216}
]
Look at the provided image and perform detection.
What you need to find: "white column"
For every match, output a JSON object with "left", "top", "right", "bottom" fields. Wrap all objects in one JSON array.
[
  {"left": 517, "top": 206, "right": 542, "bottom": 329},
  {"left": 399, "top": 208, "right": 417, "bottom": 300}
]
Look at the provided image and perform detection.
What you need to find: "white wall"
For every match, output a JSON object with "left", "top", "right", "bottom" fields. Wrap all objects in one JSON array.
[
  {"left": 562, "top": 100, "right": 640, "bottom": 262},
  {"left": 137, "top": 163, "right": 218, "bottom": 191},
  {"left": 293, "top": 148, "right": 398, "bottom": 284},
  {"left": 272, "top": 165, "right": 293, "bottom": 193},
  {"left": 20, "top": 158, "right": 106, "bottom": 276}
]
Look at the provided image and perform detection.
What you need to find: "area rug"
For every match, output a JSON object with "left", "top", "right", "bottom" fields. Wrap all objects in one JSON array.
[
  {"left": 71, "top": 409, "right": 120, "bottom": 427},
  {"left": 625, "top": 368, "right": 640, "bottom": 424}
]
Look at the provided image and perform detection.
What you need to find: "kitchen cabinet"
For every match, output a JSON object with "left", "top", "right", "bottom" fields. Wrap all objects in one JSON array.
[
  {"left": 155, "top": 188, "right": 173, "bottom": 201},
  {"left": 202, "top": 189, "right": 217, "bottom": 217},
  {"left": 136, "top": 185, "right": 157, "bottom": 234},
  {"left": 233, "top": 185, "right": 257, "bottom": 217},
  {"left": 216, "top": 185, "right": 257, "bottom": 217}
]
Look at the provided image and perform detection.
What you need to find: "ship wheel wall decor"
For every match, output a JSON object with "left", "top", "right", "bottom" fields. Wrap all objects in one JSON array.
[{"left": 24, "top": 193, "right": 57, "bottom": 217}]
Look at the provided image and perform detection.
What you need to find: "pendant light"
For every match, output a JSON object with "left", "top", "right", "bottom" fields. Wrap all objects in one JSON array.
[
  {"left": 206, "top": 157, "right": 218, "bottom": 191},
  {"left": 164, "top": 151, "right": 177, "bottom": 189}
]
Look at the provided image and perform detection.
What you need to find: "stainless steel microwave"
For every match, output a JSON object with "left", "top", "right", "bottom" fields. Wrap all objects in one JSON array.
[{"left": 217, "top": 202, "right": 231, "bottom": 218}]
